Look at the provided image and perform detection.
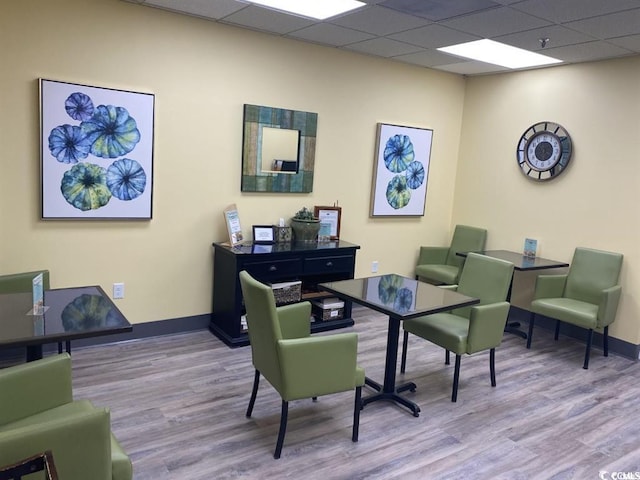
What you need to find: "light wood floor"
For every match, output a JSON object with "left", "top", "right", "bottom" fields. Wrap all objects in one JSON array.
[{"left": 55, "top": 308, "right": 640, "bottom": 479}]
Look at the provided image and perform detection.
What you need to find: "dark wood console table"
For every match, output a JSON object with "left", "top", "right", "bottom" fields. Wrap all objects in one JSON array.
[{"left": 210, "top": 240, "right": 360, "bottom": 347}]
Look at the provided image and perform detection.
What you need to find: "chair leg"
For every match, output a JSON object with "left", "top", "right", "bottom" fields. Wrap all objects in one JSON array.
[
  {"left": 603, "top": 326, "right": 609, "bottom": 357},
  {"left": 526, "top": 312, "right": 535, "bottom": 349},
  {"left": 554, "top": 320, "right": 561, "bottom": 340},
  {"left": 583, "top": 329, "right": 593, "bottom": 370},
  {"left": 490, "top": 348, "right": 496, "bottom": 387},
  {"left": 312, "top": 397, "right": 318, "bottom": 402},
  {"left": 400, "top": 330, "right": 409, "bottom": 374},
  {"left": 246, "top": 369, "right": 260, "bottom": 417},
  {"left": 445, "top": 350, "right": 450, "bottom": 365},
  {"left": 274, "top": 400, "right": 288, "bottom": 459},
  {"left": 452, "top": 354, "right": 461, "bottom": 403},
  {"left": 66, "top": 341, "right": 71, "bottom": 354},
  {"left": 58, "top": 343, "right": 63, "bottom": 354},
  {"left": 352, "top": 386, "right": 362, "bottom": 442}
]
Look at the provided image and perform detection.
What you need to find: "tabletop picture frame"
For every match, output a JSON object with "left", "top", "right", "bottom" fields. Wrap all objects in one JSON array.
[
  {"left": 252, "top": 225, "right": 275, "bottom": 244},
  {"left": 314, "top": 205, "right": 342, "bottom": 240}
]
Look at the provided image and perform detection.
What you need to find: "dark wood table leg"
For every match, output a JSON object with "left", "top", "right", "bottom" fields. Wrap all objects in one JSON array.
[{"left": 362, "top": 316, "right": 420, "bottom": 417}]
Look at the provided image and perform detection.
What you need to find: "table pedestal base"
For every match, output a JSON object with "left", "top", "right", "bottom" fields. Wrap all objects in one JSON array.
[{"left": 363, "top": 376, "right": 420, "bottom": 417}]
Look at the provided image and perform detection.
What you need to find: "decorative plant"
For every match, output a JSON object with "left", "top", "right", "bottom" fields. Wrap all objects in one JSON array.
[{"left": 292, "top": 207, "right": 318, "bottom": 222}]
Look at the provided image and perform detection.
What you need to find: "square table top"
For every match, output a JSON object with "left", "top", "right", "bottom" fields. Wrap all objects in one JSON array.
[
  {"left": 0, "top": 286, "right": 132, "bottom": 348},
  {"left": 459, "top": 250, "right": 569, "bottom": 271},
  {"left": 319, "top": 274, "right": 479, "bottom": 320}
]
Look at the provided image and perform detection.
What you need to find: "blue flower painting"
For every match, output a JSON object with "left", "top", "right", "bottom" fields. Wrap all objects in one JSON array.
[
  {"left": 41, "top": 79, "right": 154, "bottom": 219},
  {"left": 65, "top": 92, "right": 94, "bottom": 121},
  {"left": 48, "top": 124, "right": 92, "bottom": 164},
  {"left": 107, "top": 158, "right": 146, "bottom": 201},
  {"left": 371, "top": 124, "right": 433, "bottom": 216}
]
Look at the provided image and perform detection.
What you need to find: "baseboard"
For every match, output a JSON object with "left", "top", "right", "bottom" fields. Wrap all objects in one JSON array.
[
  {"left": 0, "top": 313, "right": 211, "bottom": 361},
  {"left": 509, "top": 306, "right": 639, "bottom": 361}
]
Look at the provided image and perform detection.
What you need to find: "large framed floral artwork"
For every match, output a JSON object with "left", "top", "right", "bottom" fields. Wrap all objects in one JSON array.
[
  {"left": 370, "top": 123, "right": 433, "bottom": 217},
  {"left": 40, "top": 79, "right": 154, "bottom": 219}
]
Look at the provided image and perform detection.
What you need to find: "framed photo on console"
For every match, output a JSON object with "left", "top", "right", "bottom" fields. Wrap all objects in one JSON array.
[
  {"left": 252, "top": 225, "right": 275, "bottom": 244},
  {"left": 314, "top": 205, "right": 341, "bottom": 240}
]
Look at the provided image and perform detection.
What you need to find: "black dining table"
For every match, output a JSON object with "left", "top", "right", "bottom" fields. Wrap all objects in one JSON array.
[
  {"left": 319, "top": 274, "right": 479, "bottom": 417},
  {"left": 0, "top": 285, "right": 132, "bottom": 362}
]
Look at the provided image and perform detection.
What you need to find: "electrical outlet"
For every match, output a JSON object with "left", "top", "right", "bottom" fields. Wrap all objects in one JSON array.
[
  {"left": 372, "top": 261, "right": 379, "bottom": 273},
  {"left": 113, "top": 282, "right": 125, "bottom": 299}
]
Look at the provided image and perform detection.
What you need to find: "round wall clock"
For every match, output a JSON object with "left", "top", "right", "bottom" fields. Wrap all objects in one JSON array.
[{"left": 516, "top": 121, "right": 572, "bottom": 181}]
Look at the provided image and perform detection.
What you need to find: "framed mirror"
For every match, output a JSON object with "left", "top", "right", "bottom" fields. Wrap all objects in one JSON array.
[{"left": 241, "top": 104, "right": 317, "bottom": 193}]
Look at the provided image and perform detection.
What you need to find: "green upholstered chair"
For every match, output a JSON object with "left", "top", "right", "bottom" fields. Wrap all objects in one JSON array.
[
  {"left": 401, "top": 253, "right": 513, "bottom": 402},
  {"left": 0, "top": 270, "right": 69, "bottom": 355},
  {"left": 415, "top": 225, "right": 487, "bottom": 285},
  {"left": 0, "top": 353, "right": 132, "bottom": 480},
  {"left": 239, "top": 270, "right": 365, "bottom": 459},
  {"left": 527, "top": 247, "right": 623, "bottom": 369}
]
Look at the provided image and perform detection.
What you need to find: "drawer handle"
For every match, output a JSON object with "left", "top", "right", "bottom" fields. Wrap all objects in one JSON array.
[
  {"left": 269, "top": 265, "right": 277, "bottom": 272},
  {"left": 326, "top": 261, "right": 333, "bottom": 267}
]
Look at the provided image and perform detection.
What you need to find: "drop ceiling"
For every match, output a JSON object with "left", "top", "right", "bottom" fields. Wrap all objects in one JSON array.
[{"left": 123, "top": 0, "right": 640, "bottom": 75}]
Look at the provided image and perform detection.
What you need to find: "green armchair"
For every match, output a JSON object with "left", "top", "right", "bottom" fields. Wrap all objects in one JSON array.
[
  {"left": 239, "top": 270, "right": 365, "bottom": 459},
  {"left": 415, "top": 225, "right": 487, "bottom": 285},
  {"left": 0, "top": 353, "right": 132, "bottom": 480},
  {"left": 401, "top": 253, "right": 513, "bottom": 402},
  {"left": 0, "top": 270, "right": 70, "bottom": 356},
  {"left": 527, "top": 247, "right": 623, "bottom": 369}
]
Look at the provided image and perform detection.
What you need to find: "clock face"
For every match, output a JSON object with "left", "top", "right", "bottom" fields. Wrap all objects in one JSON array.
[{"left": 517, "top": 122, "right": 572, "bottom": 181}]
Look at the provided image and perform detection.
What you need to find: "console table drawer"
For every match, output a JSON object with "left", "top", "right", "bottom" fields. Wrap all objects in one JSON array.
[
  {"left": 304, "top": 255, "right": 354, "bottom": 275},
  {"left": 243, "top": 258, "right": 302, "bottom": 278}
]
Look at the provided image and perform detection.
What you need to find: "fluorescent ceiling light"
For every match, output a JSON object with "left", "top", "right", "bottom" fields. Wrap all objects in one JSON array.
[
  {"left": 247, "top": 0, "right": 365, "bottom": 20},
  {"left": 438, "top": 39, "right": 562, "bottom": 69}
]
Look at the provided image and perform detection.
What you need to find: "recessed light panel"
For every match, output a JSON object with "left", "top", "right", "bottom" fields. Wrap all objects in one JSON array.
[
  {"left": 438, "top": 39, "right": 562, "bottom": 69},
  {"left": 247, "top": 0, "right": 366, "bottom": 20}
]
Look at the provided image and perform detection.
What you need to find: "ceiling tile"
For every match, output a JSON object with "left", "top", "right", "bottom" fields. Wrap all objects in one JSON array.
[
  {"left": 379, "top": 0, "right": 500, "bottom": 21},
  {"left": 389, "top": 24, "right": 480, "bottom": 48},
  {"left": 434, "top": 60, "right": 509, "bottom": 75},
  {"left": 343, "top": 37, "right": 424, "bottom": 57},
  {"left": 511, "top": 0, "right": 640, "bottom": 24},
  {"left": 391, "top": 49, "right": 464, "bottom": 67},
  {"left": 565, "top": 9, "right": 640, "bottom": 39},
  {"left": 496, "top": 25, "right": 598, "bottom": 51},
  {"left": 329, "top": 5, "right": 430, "bottom": 36},
  {"left": 142, "top": 0, "right": 247, "bottom": 19},
  {"left": 441, "top": 6, "right": 551, "bottom": 37},
  {"left": 287, "top": 24, "right": 375, "bottom": 47},
  {"left": 221, "top": 5, "right": 314, "bottom": 34},
  {"left": 608, "top": 34, "right": 640, "bottom": 52},
  {"left": 542, "top": 40, "right": 635, "bottom": 62}
]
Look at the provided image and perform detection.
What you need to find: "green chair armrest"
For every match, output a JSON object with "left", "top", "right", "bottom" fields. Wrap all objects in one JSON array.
[
  {"left": 598, "top": 285, "right": 622, "bottom": 328},
  {"left": 533, "top": 274, "right": 567, "bottom": 300},
  {"left": 467, "top": 302, "right": 511, "bottom": 353},
  {"left": 417, "top": 246, "right": 449, "bottom": 265},
  {"left": 439, "top": 284, "right": 458, "bottom": 291},
  {"left": 276, "top": 302, "right": 311, "bottom": 339},
  {"left": 0, "top": 408, "right": 113, "bottom": 480},
  {"left": 0, "top": 354, "right": 73, "bottom": 425},
  {"left": 277, "top": 333, "right": 361, "bottom": 400}
]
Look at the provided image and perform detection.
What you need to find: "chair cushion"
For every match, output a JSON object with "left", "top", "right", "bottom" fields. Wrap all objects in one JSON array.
[
  {"left": 403, "top": 313, "right": 469, "bottom": 354},
  {"left": 531, "top": 297, "right": 598, "bottom": 329},
  {"left": 415, "top": 264, "right": 460, "bottom": 285}
]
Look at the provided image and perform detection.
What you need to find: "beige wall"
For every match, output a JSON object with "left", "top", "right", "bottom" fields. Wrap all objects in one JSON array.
[
  {"left": 0, "top": 0, "right": 464, "bottom": 324},
  {"left": 2, "top": 0, "right": 638, "bottom": 345},
  {"left": 454, "top": 59, "right": 640, "bottom": 343}
]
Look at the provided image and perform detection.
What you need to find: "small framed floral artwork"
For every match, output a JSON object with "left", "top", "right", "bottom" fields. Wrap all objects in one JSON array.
[
  {"left": 40, "top": 79, "right": 154, "bottom": 219},
  {"left": 370, "top": 123, "right": 433, "bottom": 217}
]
